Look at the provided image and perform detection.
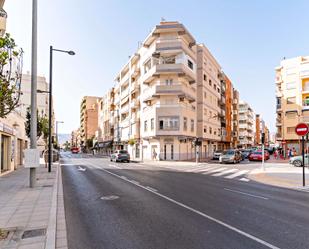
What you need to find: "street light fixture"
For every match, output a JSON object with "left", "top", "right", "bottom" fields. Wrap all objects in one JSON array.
[{"left": 48, "top": 46, "right": 75, "bottom": 173}]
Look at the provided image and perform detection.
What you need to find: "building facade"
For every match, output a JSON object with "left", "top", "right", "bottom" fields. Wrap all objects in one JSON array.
[
  {"left": 238, "top": 101, "right": 255, "bottom": 148},
  {"left": 275, "top": 56, "right": 309, "bottom": 153},
  {"left": 80, "top": 96, "right": 101, "bottom": 149}
]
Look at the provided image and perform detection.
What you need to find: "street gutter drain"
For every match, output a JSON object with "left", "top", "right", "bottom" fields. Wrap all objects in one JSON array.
[
  {"left": 100, "top": 195, "right": 119, "bottom": 201},
  {"left": 22, "top": 228, "right": 46, "bottom": 239}
]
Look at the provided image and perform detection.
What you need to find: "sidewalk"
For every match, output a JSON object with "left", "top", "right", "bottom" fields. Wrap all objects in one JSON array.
[
  {"left": 249, "top": 164, "right": 309, "bottom": 191},
  {"left": 0, "top": 163, "right": 67, "bottom": 249}
]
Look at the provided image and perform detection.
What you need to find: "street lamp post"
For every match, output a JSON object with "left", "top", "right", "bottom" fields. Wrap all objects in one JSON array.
[
  {"left": 56, "top": 121, "right": 64, "bottom": 148},
  {"left": 48, "top": 46, "right": 75, "bottom": 173},
  {"left": 29, "top": 0, "right": 38, "bottom": 188}
]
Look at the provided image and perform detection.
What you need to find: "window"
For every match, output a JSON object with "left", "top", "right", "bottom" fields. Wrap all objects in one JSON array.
[
  {"left": 188, "top": 59, "right": 193, "bottom": 70},
  {"left": 213, "top": 84, "right": 216, "bottom": 90},
  {"left": 165, "top": 79, "right": 173, "bottom": 85},
  {"left": 286, "top": 112, "right": 296, "bottom": 119},
  {"left": 209, "top": 79, "right": 212, "bottom": 86},
  {"left": 144, "top": 120, "right": 147, "bottom": 132},
  {"left": 151, "top": 118, "right": 154, "bottom": 130},
  {"left": 204, "top": 126, "right": 207, "bottom": 133},
  {"left": 217, "top": 88, "right": 220, "bottom": 93},
  {"left": 209, "top": 127, "right": 212, "bottom": 134},
  {"left": 162, "top": 56, "right": 175, "bottom": 64},
  {"left": 159, "top": 120, "right": 164, "bottom": 130},
  {"left": 203, "top": 74, "right": 207, "bottom": 81},
  {"left": 286, "top": 81, "right": 296, "bottom": 90},
  {"left": 287, "top": 127, "right": 295, "bottom": 134},
  {"left": 158, "top": 116, "right": 179, "bottom": 130},
  {"left": 204, "top": 92, "right": 207, "bottom": 98},
  {"left": 191, "top": 119, "right": 194, "bottom": 132},
  {"left": 287, "top": 97, "right": 296, "bottom": 104},
  {"left": 183, "top": 117, "right": 187, "bottom": 131}
]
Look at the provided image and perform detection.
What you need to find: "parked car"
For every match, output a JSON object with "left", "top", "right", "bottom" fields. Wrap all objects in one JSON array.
[
  {"left": 212, "top": 150, "right": 223, "bottom": 160},
  {"left": 71, "top": 147, "right": 79, "bottom": 154},
  {"left": 219, "top": 150, "right": 242, "bottom": 164},
  {"left": 248, "top": 150, "right": 270, "bottom": 161},
  {"left": 110, "top": 150, "right": 130, "bottom": 162},
  {"left": 240, "top": 149, "right": 252, "bottom": 160},
  {"left": 289, "top": 154, "right": 309, "bottom": 167}
]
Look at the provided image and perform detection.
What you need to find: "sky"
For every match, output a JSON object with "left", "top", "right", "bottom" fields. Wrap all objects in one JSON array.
[{"left": 4, "top": 0, "right": 309, "bottom": 134}]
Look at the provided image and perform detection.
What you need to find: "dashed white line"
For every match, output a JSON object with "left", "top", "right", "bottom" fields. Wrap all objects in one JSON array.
[
  {"left": 94, "top": 166, "right": 279, "bottom": 249},
  {"left": 224, "top": 188, "right": 269, "bottom": 200},
  {"left": 239, "top": 178, "right": 250, "bottom": 182},
  {"left": 146, "top": 186, "right": 158, "bottom": 192},
  {"left": 203, "top": 167, "right": 227, "bottom": 175}
]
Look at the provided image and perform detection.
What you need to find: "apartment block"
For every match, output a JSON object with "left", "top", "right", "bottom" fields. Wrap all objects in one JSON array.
[
  {"left": 0, "top": 0, "right": 6, "bottom": 36},
  {"left": 196, "top": 44, "right": 222, "bottom": 157},
  {"left": 232, "top": 88, "right": 240, "bottom": 148},
  {"left": 238, "top": 101, "right": 255, "bottom": 148},
  {"left": 94, "top": 21, "right": 259, "bottom": 160},
  {"left": 255, "top": 115, "right": 270, "bottom": 146},
  {"left": 275, "top": 56, "right": 309, "bottom": 153},
  {"left": 80, "top": 96, "right": 101, "bottom": 148},
  {"left": 95, "top": 89, "right": 115, "bottom": 154}
]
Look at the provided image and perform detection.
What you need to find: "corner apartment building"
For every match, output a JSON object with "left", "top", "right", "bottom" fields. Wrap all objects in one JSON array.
[
  {"left": 255, "top": 114, "right": 270, "bottom": 146},
  {"left": 196, "top": 44, "right": 222, "bottom": 157},
  {"left": 80, "top": 96, "right": 101, "bottom": 147},
  {"left": 0, "top": 0, "right": 29, "bottom": 175},
  {"left": 275, "top": 56, "right": 309, "bottom": 153},
  {"left": 238, "top": 101, "right": 255, "bottom": 148}
]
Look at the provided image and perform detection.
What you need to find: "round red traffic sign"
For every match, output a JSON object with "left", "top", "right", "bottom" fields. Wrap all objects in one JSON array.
[{"left": 295, "top": 123, "right": 309, "bottom": 136}]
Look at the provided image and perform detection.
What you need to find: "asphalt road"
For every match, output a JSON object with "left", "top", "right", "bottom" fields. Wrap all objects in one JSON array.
[{"left": 61, "top": 154, "right": 309, "bottom": 249}]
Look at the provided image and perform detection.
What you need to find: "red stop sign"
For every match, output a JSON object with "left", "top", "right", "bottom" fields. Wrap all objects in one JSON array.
[{"left": 295, "top": 123, "right": 309, "bottom": 136}]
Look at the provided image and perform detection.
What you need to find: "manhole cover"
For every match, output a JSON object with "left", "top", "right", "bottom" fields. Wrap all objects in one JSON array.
[
  {"left": 100, "top": 195, "right": 119, "bottom": 201},
  {"left": 22, "top": 228, "right": 46, "bottom": 239}
]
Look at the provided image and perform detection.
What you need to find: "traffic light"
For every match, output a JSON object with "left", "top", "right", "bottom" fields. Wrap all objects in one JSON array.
[{"left": 261, "top": 133, "right": 265, "bottom": 144}]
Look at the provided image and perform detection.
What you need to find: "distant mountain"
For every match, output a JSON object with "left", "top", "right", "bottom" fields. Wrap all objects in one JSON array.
[{"left": 58, "top": 133, "right": 71, "bottom": 145}]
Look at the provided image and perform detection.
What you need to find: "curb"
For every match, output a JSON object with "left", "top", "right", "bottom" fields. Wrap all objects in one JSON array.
[{"left": 45, "top": 163, "right": 59, "bottom": 249}]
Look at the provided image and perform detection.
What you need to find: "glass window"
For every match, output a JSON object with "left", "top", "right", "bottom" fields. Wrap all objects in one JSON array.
[
  {"left": 158, "top": 116, "right": 179, "bottom": 131},
  {"left": 144, "top": 120, "right": 147, "bottom": 131},
  {"left": 183, "top": 117, "right": 187, "bottom": 131},
  {"left": 191, "top": 119, "right": 194, "bottom": 132},
  {"left": 151, "top": 118, "right": 154, "bottom": 130},
  {"left": 159, "top": 120, "right": 164, "bottom": 130},
  {"left": 188, "top": 59, "right": 193, "bottom": 70}
]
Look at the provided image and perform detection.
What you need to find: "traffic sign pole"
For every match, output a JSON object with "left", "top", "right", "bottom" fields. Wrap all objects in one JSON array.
[
  {"left": 302, "top": 136, "right": 305, "bottom": 187},
  {"left": 295, "top": 123, "right": 308, "bottom": 187}
]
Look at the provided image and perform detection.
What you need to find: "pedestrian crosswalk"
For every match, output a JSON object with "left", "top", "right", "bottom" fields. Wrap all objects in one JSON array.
[{"left": 64, "top": 157, "right": 251, "bottom": 183}]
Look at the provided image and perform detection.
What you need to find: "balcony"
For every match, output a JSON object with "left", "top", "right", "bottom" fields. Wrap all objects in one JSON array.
[
  {"left": 155, "top": 38, "right": 195, "bottom": 59},
  {"left": 120, "top": 104, "right": 129, "bottom": 114},
  {"left": 218, "top": 97, "right": 226, "bottom": 106},
  {"left": 275, "top": 75, "right": 282, "bottom": 84},
  {"left": 155, "top": 84, "right": 195, "bottom": 102},
  {"left": 276, "top": 104, "right": 282, "bottom": 110},
  {"left": 143, "top": 63, "right": 196, "bottom": 84},
  {"left": 276, "top": 118, "right": 282, "bottom": 126},
  {"left": 300, "top": 70, "right": 309, "bottom": 79},
  {"left": 303, "top": 100, "right": 309, "bottom": 110},
  {"left": 130, "top": 98, "right": 140, "bottom": 109}
]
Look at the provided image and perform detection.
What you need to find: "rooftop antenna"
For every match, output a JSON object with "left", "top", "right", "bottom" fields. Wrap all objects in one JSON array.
[{"left": 161, "top": 17, "right": 166, "bottom": 22}]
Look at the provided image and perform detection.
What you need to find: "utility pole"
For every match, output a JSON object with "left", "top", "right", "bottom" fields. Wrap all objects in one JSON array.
[{"left": 30, "top": 0, "right": 38, "bottom": 187}]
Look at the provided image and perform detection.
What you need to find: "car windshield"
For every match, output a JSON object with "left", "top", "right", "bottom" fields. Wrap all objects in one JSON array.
[{"left": 223, "top": 150, "right": 234, "bottom": 155}]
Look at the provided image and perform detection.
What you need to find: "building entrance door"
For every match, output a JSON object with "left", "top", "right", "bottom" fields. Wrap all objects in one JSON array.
[
  {"left": 163, "top": 144, "right": 174, "bottom": 160},
  {"left": 1, "top": 135, "right": 10, "bottom": 172}
]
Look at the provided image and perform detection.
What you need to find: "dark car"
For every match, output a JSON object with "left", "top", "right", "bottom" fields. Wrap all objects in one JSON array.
[
  {"left": 110, "top": 150, "right": 130, "bottom": 162},
  {"left": 241, "top": 149, "right": 252, "bottom": 160}
]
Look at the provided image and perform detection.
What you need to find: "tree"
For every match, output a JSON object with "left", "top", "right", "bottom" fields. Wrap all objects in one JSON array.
[
  {"left": 0, "top": 33, "right": 23, "bottom": 118},
  {"left": 25, "top": 107, "right": 49, "bottom": 142}
]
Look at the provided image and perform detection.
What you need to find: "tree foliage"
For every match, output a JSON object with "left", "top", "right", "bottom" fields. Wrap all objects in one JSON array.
[
  {"left": 25, "top": 107, "right": 49, "bottom": 141},
  {"left": 0, "top": 33, "right": 23, "bottom": 118}
]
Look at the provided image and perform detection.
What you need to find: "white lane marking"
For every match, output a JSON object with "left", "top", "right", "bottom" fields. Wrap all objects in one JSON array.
[
  {"left": 239, "top": 178, "right": 250, "bottom": 182},
  {"left": 225, "top": 170, "right": 249, "bottom": 179},
  {"left": 224, "top": 188, "right": 269, "bottom": 200},
  {"left": 77, "top": 166, "right": 86, "bottom": 171},
  {"left": 146, "top": 186, "right": 158, "bottom": 192},
  {"left": 95, "top": 166, "right": 279, "bottom": 249},
  {"left": 130, "top": 180, "right": 140, "bottom": 185},
  {"left": 191, "top": 166, "right": 216, "bottom": 173},
  {"left": 120, "top": 175, "right": 128, "bottom": 180},
  {"left": 203, "top": 167, "right": 227, "bottom": 175},
  {"left": 212, "top": 169, "right": 238, "bottom": 177},
  {"left": 196, "top": 166, "right": 220, "bottom": 173}
]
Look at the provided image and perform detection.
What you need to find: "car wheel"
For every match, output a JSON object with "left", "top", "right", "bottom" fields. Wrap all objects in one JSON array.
[
  {"left": 127, "top": 160, "right": 130, "bottom": 163},
  {"left": 293, "top": 160, "right": 302, "bottom": 167},
  {"left": 233, "top": 159, "right": 236, "bottom": 164}
]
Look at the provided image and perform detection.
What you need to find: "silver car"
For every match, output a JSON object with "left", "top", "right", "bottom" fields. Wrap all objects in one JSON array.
[
  {"left": 219, "top": 150, "right": 242, "bottom": 164},
  {"left": 110, "top": 150, "right": 130, "bottom": 162}
]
